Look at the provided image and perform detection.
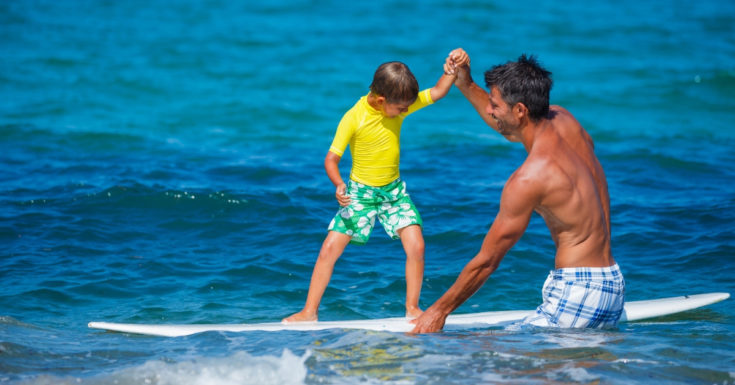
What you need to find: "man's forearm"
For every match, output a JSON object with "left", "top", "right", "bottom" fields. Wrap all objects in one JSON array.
[
  {"left": 457, "top": 81, "right": 499, "bottom": 131},
  {"left": 430, "top": 253, "right": 498, "bottom": 316}
]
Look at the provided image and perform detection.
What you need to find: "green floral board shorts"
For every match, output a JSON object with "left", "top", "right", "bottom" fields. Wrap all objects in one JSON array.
[{"left": 328, "top": 179, "right": 422, "bottom": 245}]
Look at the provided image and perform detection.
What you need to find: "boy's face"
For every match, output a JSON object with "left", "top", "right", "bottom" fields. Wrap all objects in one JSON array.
[{"left": 382, "top": 100, "right": 412, "bottom": 118}]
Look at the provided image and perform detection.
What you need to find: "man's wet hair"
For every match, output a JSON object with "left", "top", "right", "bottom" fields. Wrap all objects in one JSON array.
[{"left": 485, "top": 54, "right": 553, "bottom": 121}]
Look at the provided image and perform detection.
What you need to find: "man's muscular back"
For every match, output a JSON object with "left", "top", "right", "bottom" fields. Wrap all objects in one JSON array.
[{"left": 515, "top": 106, "right": 614, "bottom": 268}]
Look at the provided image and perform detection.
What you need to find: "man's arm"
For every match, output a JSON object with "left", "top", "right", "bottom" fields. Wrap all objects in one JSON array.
[
  {"left": 448, "top": 49, "right": 500, "bottom": 132},
  {"left": 410, "top": 170, "right": 541, "bottom": 333}
]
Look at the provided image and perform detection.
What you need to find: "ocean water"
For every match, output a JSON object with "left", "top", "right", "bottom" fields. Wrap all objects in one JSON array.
[{"left": 1, "top": 0, "right": 734, "bottom": 383}]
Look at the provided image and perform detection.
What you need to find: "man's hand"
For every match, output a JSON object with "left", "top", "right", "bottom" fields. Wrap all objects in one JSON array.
[
  {"left": 409, "top": 306, "right": 447, "bottom": 334},
  {"left": 444, "top": 48, "right": 471, "bottom": 88},
  {"left": 453, "top": 50, "right": 472, "bottom": 88},
  {"left": 335, "top": 183, "right": 351, "bottom": 206},
  {"left": 449, "top": 48, "right": 469, "bottom": 68},
  {"left": 444, "top": 49, "right": 466, "bottom": 75}
]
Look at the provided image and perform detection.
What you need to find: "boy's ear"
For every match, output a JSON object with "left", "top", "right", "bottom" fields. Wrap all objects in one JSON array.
[{"left": 375, "top": 95, "right": 386, "bottom": 106}]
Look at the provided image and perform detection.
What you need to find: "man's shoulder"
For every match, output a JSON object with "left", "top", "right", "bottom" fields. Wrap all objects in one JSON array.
[
  {"left": 509, "top": 156, "right": 555, "bottom": 189},
  {"left": 549, "top": 105, "right": 586, "bottom": 130},
  {"left": 512, "top": 147, "right": 569, "bottom": 196},
  {"left": 502, "top": 160, "right": 550, "bottom": 207},
  {"left": 522, "top": 151, "right": 559, "bottom": 171},
  {"left": 549, "top": 105, "right": 569, "bottom": 114},
  {"left": 548, "top": 105, "right": 594, "bottom": 150}
]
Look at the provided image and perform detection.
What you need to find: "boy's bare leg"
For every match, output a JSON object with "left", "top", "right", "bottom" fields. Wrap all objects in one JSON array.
[
  {"left": 282, "top": 231, "right": 352, "bottom": 323},
  {"left": 398, "top": 224, "right": 425, "bottom": 319}
]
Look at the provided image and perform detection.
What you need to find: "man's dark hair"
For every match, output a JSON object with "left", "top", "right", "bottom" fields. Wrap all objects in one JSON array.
[{"left": 484, "top": 54, "right": 553, "bottom": 121}]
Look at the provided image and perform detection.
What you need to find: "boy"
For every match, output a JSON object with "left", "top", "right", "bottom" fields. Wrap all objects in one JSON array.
[{"left": 283, "top": 53, "right": 467, "bottom": 323}]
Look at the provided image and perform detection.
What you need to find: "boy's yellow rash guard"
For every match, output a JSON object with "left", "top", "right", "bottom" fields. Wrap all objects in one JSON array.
[{"left": 328, "top": 89, "right": 434, "bottom": 187}]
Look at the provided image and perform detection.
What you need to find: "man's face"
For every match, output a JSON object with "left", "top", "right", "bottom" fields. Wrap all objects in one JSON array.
[{"left": 486, "top": 87, "right": 519, "bottom": 138}]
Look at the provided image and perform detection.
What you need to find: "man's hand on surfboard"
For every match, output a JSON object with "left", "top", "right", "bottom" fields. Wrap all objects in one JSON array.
[{"left": 409, "top": 307, "right": 447, "bottom": 333}]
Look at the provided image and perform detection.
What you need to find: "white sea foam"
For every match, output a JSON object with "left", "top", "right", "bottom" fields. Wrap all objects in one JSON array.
[
  {"left": 18, "top": 349, "right": 310, "bottom": 385},
  {"left": 549, "top": 365, "right": 598, "bottom": 383}
]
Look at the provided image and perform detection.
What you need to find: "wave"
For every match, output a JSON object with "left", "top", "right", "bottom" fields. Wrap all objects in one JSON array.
[{"left": 11, "top": 350, "right": 310, "bottom": 385}]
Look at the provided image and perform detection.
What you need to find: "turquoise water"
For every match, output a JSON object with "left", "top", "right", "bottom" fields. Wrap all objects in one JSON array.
[{"left": 2, "top": 0, "right": 735, "bottom": 383}]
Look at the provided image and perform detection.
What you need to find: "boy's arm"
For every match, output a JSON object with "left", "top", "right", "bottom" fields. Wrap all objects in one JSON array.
[
  {"left": 429, "top": 49, "right": 469, "bottom": 102},
  {"left": 325, "top": 151, "right": 350, "bottom": 206},
  {"left": 429, "top": 72, "right": 457, "bottom": 102}
]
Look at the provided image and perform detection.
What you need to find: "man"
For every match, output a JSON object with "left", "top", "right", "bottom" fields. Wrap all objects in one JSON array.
[{"left": 411, "top": 50, "right": 624, "bottom": 333}]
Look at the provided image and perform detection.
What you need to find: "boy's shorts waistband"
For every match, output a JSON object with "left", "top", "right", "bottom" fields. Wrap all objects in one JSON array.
[
  {"left": 551, "top": 263, "right": 622, "bottom": 281},
  {"left": 349, "top": 178, "right": 402, "bottom": 189}
]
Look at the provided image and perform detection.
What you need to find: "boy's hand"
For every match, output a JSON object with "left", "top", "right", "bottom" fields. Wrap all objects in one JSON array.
[
  {"left": 336, "top": 183, "right": 351, "bottom": 206},
  {"left": 443, "top": 53, "right": 458, "bottom": 76}
]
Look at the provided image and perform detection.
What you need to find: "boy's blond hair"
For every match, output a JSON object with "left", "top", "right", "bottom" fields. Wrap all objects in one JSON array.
[{"left": 369, "top": 61, "right": 419, "bottom": 104}]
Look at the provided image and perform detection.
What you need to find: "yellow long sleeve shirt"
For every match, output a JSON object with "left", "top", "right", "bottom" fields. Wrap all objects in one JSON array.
[{"left": 328, "top": 89, "right": 434, "bottom": 186}]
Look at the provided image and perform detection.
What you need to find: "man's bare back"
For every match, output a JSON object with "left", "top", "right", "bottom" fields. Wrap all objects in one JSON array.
[{"left": 516, "top": 105, "right": 614, "bottom": 269}]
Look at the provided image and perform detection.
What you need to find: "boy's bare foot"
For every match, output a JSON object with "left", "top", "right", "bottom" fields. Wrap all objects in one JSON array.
[
  {"left": 405, "top": 307, "right": 423, "bottom": 320},
  {"left": 282, "top": 310, "right": 318, "bottom": 324}
]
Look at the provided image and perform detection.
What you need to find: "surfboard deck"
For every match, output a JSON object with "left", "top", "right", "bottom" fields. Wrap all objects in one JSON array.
[{"left": 88, "top": 292, "right": 729, "bottom": 337}]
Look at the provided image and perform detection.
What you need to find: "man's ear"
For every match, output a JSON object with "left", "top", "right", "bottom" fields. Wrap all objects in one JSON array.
[{"left": 514, "top": 102, "right": 528, "bottom": 119}]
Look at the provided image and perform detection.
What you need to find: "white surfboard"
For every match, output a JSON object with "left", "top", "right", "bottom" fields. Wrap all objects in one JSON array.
[{"left": 88, "top": 292, "right": 729, "bottom": 337}]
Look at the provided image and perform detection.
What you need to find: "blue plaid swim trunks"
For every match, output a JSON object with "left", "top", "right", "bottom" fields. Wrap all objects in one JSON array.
[
  {"left": 522, "top": 263, "right": 625, "bottom": 328},
  {"left": 328, "top": 179, "right": 422, "bottom": 245}
]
